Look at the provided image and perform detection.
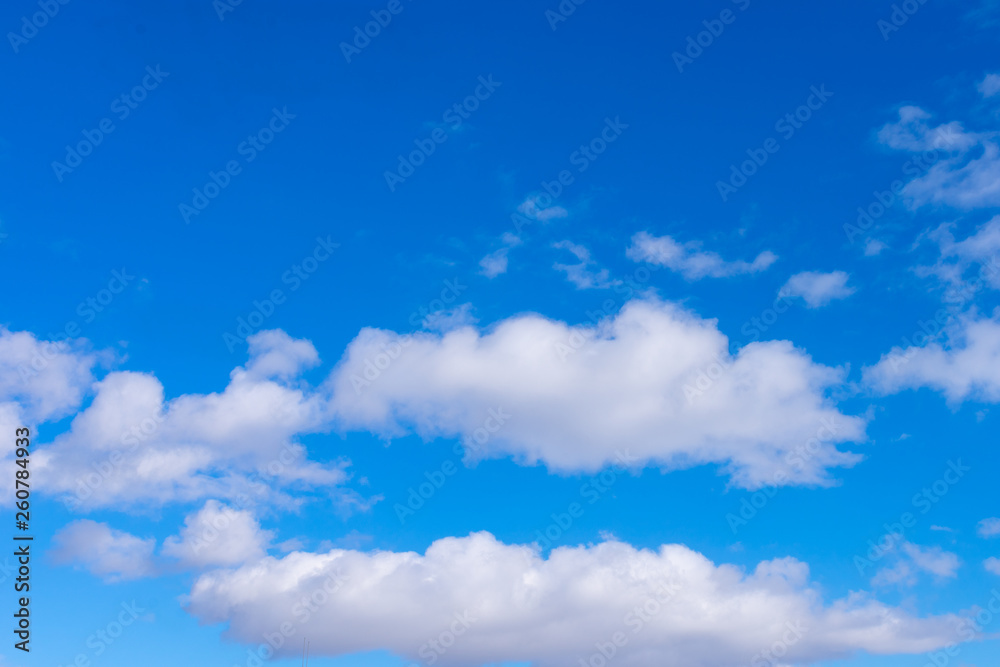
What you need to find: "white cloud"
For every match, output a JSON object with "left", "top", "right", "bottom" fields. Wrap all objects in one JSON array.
[
  {"left": 916, "top": 218, "right": 1000, "bottom": 295},
  {"left": 864, "top": 312, "right": 1000, "bottom": 404},
  {"left": 872, "top": 542, "right": 960, "bottom": 587},
  {"left": 329, "top": 298, "right": 865, "bottom": 489},
  {"left": 864, "top": 239, "right": 887, "bottom": 257},
  {"left": 978, "top": 517, "right": 1000, "bottom": 538},
  {"left": 985, "top": 557, "right": 1000, "bottom": 575},
  {"left": 778, "top": 271, "right": 855, "bottom": 308},
  {"left": 518, "top": 195, "right": 568, "bottom": 222},
  {"left": 34, "top": 330, "right": 353, "bottom": 511},
  {"left": 979, "top": 73, "right": 1000, "bottom": 98},
  {"left": 479, "top": 233, "right": 522, "bottom": 279},
  {"left": 163, "top": 500, "right": 273, "bottom": 568},
  {"left": 51, "top": 520, "right": 156, "bottom": 582},
  {"left": 878, "top": 104, "right": 1000, "bottom": 209},
  {"left": 187, "top": 531, "right": 967, "bottom": 667},
  {"left": 626, "top": 232, "right": 777, "bottom": 280},
  {"left": 552, "top": 240, "right": 617, "bottom": 289},
  {"left": 0, "top": 328, "right": 98, "bottom": 432}
]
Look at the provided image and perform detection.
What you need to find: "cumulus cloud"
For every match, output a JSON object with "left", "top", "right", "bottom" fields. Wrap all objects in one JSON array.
[
  {"left": 34, "top": 330, "right": 352, "bottom": 511},
  {"left": 187, "top": 531, "right": 967, "bottom": 667},
  {"left": 0, "top": 328, "right": 98, "bottom": 434},
  {"left": 978, "top": 517, "right": 1000, "bottom": 538},
  {"left": 329, "top": 298, "right": 865, "bottom": 489},
  {"left": 163, "top": 500, "right": 273, "bottom": 568},
  {"left": 51, "top": 520, "right": 156, "bottom": 582},
  {"left": 626, "top": 232, "right": 777, "bottom": 280},
  {"left": 864, "top": 312, "right": 1000, "bottom": 404},
  {"left": 986, "top": 557, "right": 1000, "bottom": 575},
  {"left": 878, "top": 104, "right": 1000, "bottom": 209},
  {"left": 552, "top": 240, "right": 616, "bottom": 289},
  {"left": 778, "top": 271, "right": 856, "bottom": 308},
  {"left": 864, "top": 239, "right": 887, "bottom": 257}
]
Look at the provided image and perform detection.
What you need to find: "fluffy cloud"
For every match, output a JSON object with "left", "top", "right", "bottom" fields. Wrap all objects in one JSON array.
[
  {"left": 552, "top": 240, "right": 616, "bottom": 289},
  {"left": 51, "top": 520, "right": 156, "bottom": 582},
  {"left": 33, "top": 330, "right": 351, "bottom": 510},
  {"left": 518, "top": 195, "right": 568, "bottom": 222},
  {"left": 985, "top": 557, "right": 1000, "bottom": 575},
  {"left": 778, "top": 271, "right": 856, "bottom": 308},
  {"left": 864, "top": 312, "right": 1000, "bottom": 404},
  {"left": 187, "top": 532, "right": 967, "bottom": 667},
  {"left": 917, "top": 217, "right": 1000, "bottom": 294},
  {"left": 878, "top": 105, "right": 1000, "bottom": 209},
  {"left": 978, "top": 517, "right": 1000, "bottom": 538},
  {"left": 163, "top": 500, "right": 273, "bottom": 568},
  {"left": 0, "top": 328, "right": 98, "bottom": 434},
  {"left": 330, "top": 298, "right": 865, "bottom": 489},
  {"left": 626, "top": 232, "right": 777, "bottom": 280}
]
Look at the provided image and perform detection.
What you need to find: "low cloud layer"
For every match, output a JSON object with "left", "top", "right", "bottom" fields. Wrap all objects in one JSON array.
[{"left": 187, "top": 532, "right": 967, "bottom": 667}]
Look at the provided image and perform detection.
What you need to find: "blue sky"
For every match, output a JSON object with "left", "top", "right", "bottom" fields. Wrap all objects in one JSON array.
[{"left": 2, "top": 0, "right": 1000, "bottom": 665}]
